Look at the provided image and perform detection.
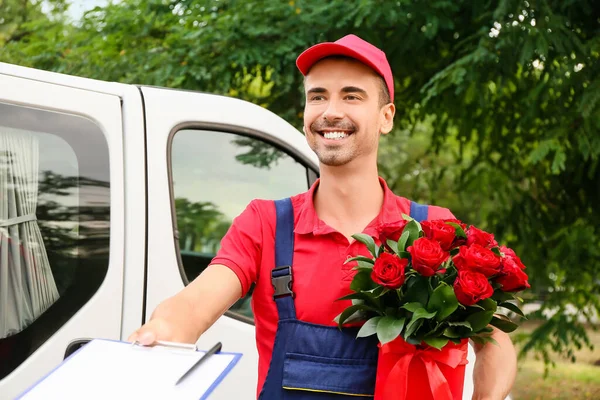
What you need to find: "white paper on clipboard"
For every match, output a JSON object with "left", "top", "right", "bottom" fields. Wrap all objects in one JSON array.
[{"left": 17, "top": 339, "right": 242, "bottom": 400}]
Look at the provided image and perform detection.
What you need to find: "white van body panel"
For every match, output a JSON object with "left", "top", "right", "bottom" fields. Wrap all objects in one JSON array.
[{"left": 0, "top": 69, "right": 130, "bottom": 400}]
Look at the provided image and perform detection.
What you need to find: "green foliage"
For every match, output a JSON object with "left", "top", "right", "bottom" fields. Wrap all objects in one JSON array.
[
  {"left": 2, "top": 0, "right": 598, "bottom": 368},
  {"left": 427, "top": 283, "right": 459, "bottom": 321},
  {"left": 337, "top": 223, "right": 527, "bottom": 348}
]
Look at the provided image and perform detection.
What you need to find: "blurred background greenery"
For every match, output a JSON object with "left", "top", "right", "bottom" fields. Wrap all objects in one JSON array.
[{"left": 1, "top": 0, "right": 598, "bottom": 398}]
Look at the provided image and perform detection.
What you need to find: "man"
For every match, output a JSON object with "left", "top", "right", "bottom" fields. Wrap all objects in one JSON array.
[{"left": 129, "top": 34, "right": 517, "bottom": 399}]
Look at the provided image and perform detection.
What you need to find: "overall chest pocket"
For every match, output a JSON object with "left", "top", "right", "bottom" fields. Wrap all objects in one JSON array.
[{"left": 282, "top": 352, "right": 376, "bottom": 398}]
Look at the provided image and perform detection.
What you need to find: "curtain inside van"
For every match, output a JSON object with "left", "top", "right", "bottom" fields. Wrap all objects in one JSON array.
[{"left": 0, "top": 129, "right": 59, "bottom": 338}]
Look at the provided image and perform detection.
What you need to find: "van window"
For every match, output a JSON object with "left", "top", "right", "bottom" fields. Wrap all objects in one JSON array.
[
  {"left": 170, "top": 129, "right": 310, "bottom": 321},
  {"left": 0, "top": 102, "right": 110, "bottom": 379}
]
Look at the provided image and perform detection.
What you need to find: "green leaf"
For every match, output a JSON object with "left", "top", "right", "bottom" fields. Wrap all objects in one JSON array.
[
  {"left": 337, "top": 292, "right": 380, "bottom": 308},
  {"left": 470, "top": 335, "right": 486, "bottom": 346},
  {"left": 386, "top": 239, "right": 399, "bottom": 254},
  {"left": 350, "top": 270, "right": 376, "bottom": 292},
  {"left": 357, "top": 316, "right": 382, "bottom": 338},
  {"left": 499, "top": 302, "right": 526, "bottom": 317},
  {"left": 492, "top": 290, "right": 515, "bottom": 303},
  {"left": 424, "top": 337, "right": 449, "bottom": 350},
  {"left": 446, "top": 222, "right": 466, "bottom": 239},
  {"left": 490, "top": 316, "right": 519, "bottom": 333},
  {"left": 355, "top": 260, "right": 375, "bottom": 270},
  {"left": 443, "top": 327, "right": 462, "bottom": 338},
  {"left": 477, "top": 298, "right": 498, "bottom": 312},
  {"left": 335, "top": 303, "right": 378, "bottom": 327},
  {"left": 345, "top": 256, "right": 375, "bottom": 265},
  {"left": 448, "top": 321, "right": 473, "bottom": 330},
  {"left": 412, "top": 308, "right": 437, "bottom": 321},
  {"left": 404, "top": 318, "right": 424, "bottom": 339},
  {"left": 377, "top": 316, "right": 406, "bottom": 344},
  {"left": 398, "top": 231, "right": 410, "bottom": 252},
  {"left": 468, "top": 303, "right": 486, "bottom": 311},
  {"left": 466, "top": 310, "right": 495, "bottom": 332},
  {"left": 404, "top": 277, "right": 430, "bottom": 305},
  {"left": 398, "top": 251, "right": 411, "bottom": 259},
  {"left": 404, "top": 220, "right": 421, "bottom": 248},
  {"left": 427, "top": 283, "right": 459, "bottom": 321},
  {"left": 472, "top": 334, "right": 500, "bottom": 347},
  {"left": 402, "top": 302, "right": 423, "bottom": 312},
  {"left": 352, "top": 233, "right": 377, "bottom": 257}
]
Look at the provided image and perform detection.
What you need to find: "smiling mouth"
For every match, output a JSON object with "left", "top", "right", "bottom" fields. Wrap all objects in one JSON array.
[{"left": 318, "top": 130, "right": 353, "bottom": 140}]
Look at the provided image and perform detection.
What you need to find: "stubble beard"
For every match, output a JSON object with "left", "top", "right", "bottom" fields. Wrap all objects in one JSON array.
[
  {"left": 314, "top": 145, "right": 355, "bottom": 166},
  {"left": 309, "top": 119, "right": 358, "bottom": 166}
]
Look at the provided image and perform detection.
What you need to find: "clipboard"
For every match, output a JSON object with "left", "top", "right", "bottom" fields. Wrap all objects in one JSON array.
[{"left": 16, "top": 338, "right": 242, "bottom": 400}]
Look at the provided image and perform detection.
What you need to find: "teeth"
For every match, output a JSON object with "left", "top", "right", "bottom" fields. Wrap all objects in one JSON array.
[{"left": 323, "top": 131, "right": 349, "bottom": 140}]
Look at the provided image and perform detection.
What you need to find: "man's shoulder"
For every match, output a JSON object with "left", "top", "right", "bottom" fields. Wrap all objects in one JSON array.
[
  {"left": 389, "top": 192, "right": 455, "bottom": 220},
  {"left": 242, "top": 189, "right": 312, "bottom": 220}
]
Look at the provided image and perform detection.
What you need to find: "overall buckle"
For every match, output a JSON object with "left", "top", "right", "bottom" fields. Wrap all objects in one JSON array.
[{"left": 271, "top": 266, "right": 294, "bottom": 299}]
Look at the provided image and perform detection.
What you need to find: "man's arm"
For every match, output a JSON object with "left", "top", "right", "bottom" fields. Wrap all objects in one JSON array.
[
  {"left": 128, "top": 264, "right": 242, "bottom": 344},
  {"left": 471, "top": 327, "right": 517, "bottom": 400}
]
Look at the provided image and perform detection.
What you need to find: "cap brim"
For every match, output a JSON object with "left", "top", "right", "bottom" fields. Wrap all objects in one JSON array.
[{"left": 296, "top": 42, "right": 380, "bottom": 77}]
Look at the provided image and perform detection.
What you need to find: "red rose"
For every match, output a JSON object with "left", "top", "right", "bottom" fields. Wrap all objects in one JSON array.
[
  {"left": 378, "top": 221, "right": 408, "bottom": 244},
  {"left": 441, "top": 219, "right": 468, "bottom": 247},
  {"left": 500, "top": 246, "right": 526, "bottom": 270},
  {"left": 422, "top": 220, "right": 457, "bottom": 251},
  {"left": 452, "top": 244, "right": 502, "bottom": 277},
  {"left": 453, "top": 270, "right": 494, "bottom": 306},
  {"left": 496, "top": 257, "right": 530, "bottom": 292},
  {"left": 371, "top": 253, "right": 408, "bottom": 289},
  {"left": 407, "top": 237, "right": 449, "bottom": 277},
  {"left": 466, "top": 226, "right": 498, "bottom": 248}
]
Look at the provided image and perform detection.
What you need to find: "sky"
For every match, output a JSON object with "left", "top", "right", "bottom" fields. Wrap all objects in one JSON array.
[{"left": 66, "top": 0, "right": 112, "bottom": 20}]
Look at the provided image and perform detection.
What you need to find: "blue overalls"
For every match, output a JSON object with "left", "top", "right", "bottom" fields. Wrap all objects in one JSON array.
[{"left": 258, "top": 198, "right": 429, "bottom": 399}]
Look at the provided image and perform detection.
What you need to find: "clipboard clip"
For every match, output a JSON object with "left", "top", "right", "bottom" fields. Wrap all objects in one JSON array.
[{"left": 131, "top": 340, "right": 198, "bottom": 351}]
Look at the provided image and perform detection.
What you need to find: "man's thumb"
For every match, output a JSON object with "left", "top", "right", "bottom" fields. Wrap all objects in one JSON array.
[{"left": 137, "top": 330, "right": 156, "bottom": 345}]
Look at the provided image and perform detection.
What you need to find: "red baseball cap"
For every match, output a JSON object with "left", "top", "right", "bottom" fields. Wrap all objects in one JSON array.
[{"left": 296, "top": 34, "right": 394, "bottom": 102}]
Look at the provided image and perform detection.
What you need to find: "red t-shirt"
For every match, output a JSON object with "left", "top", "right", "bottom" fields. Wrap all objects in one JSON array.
[{"left": 210, "top": 177, "right": 455, "bottom": 395}]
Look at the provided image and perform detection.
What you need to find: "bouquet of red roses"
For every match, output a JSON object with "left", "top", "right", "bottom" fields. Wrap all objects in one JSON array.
[{"left": 336, "top": 216, "right": 530, "bottom": 400}]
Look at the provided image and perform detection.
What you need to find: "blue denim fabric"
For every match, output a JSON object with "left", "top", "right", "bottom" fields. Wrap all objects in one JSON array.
[{"left": 258, "top": 198, "right": 428, "bottom": 399}]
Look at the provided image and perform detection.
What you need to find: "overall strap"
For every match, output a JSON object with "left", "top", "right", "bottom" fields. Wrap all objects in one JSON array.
[
  {"left": 409, "top": 201, "right": 429, "bottom": 223},
  {"left": 272, "top": 198, "right": 297, "bottom": 320}
]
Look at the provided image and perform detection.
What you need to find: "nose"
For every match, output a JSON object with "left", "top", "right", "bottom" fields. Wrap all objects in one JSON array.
[{"left": 322, "top": 99, "right": 344, "bottom": 121}]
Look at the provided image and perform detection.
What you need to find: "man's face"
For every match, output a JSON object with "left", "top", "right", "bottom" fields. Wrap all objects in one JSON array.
[{"left": 303, "top": 58, "right": 394, "bottom": 167}]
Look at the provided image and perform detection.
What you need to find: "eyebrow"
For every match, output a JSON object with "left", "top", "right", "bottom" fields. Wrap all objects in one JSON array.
[
  {"left": 307, "top": 87, "right": 327, "bottom": 95},
  {"left": 306, "top": 86, "right": 369, "bottom": 96},
  {"left": 341, "top": 86, "right": 368, "bottom": 97}
]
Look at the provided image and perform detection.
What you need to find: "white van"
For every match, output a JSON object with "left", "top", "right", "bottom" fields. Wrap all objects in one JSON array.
[{"left": 0, "top": 62, "right": 480, "bottom": 400}]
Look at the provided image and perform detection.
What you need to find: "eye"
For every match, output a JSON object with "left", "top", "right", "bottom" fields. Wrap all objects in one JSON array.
[
  {"left": 345, "top": 94, "right": 361, "bottom": 101},
  {"left": 309, "top": 95, "right": 325, "bottom": 101}
]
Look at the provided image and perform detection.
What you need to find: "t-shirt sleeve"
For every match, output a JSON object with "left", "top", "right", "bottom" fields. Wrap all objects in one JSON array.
[
  {"left": 209, "top": 199, "right": 265, "bottom": 296},
  {"left": 427, "top": 205, "right": 456, "bottom": 220}
]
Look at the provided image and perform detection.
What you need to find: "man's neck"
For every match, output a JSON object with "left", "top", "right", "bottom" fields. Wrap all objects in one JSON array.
[{"left": 313, "top": 163, "right": 384, "bottom": 240}]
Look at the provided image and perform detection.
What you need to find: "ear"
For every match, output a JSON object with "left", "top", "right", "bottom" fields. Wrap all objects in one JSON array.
[{"left": 379, "top": 103, "right": 395, "bottom": 135}]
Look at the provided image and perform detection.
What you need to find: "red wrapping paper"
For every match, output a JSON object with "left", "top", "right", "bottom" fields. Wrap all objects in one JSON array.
[{"left": 374, "top": 337, "right": 469, "bottom": 400}]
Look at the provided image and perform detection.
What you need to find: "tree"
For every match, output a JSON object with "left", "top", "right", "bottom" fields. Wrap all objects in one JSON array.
[{"left": 1, "top": 0, "right": 598, "bottom": 367}]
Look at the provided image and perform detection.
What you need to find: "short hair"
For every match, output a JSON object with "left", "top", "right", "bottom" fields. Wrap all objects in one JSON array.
[{"left": 305, "top": 55, "right": 391, "bottom": 108}]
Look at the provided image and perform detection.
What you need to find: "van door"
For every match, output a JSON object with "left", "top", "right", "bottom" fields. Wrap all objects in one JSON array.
[
  {"left": 0, "top": 73, "right": 126, "bottom": 399},
  {"left": 141, "top": 86, "right": 319, "bottom": 399}
]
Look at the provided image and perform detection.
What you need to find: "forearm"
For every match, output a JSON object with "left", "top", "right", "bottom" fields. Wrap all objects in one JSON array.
[
  {"left": 179, "top": 264, "right": 243, "bottom": 336},
  {"left": 471, "top": 327, "right": 517, "bottom": 400}
]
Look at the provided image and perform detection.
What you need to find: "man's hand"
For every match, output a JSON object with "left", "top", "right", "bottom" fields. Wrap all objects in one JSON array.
[
  {"left": 127, "top": 264, "right": 243, "bottom": 345},
  {"left": 471, "top": 326, "right": 517, "bottom": 400},
  {"left": 127, "top": 295, "right": 200, "bottom": 345}
]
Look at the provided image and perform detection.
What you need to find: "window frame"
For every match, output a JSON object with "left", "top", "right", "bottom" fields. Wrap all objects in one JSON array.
[{"left": 166, "top": 122, "right": 318, "bottom": 325}]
